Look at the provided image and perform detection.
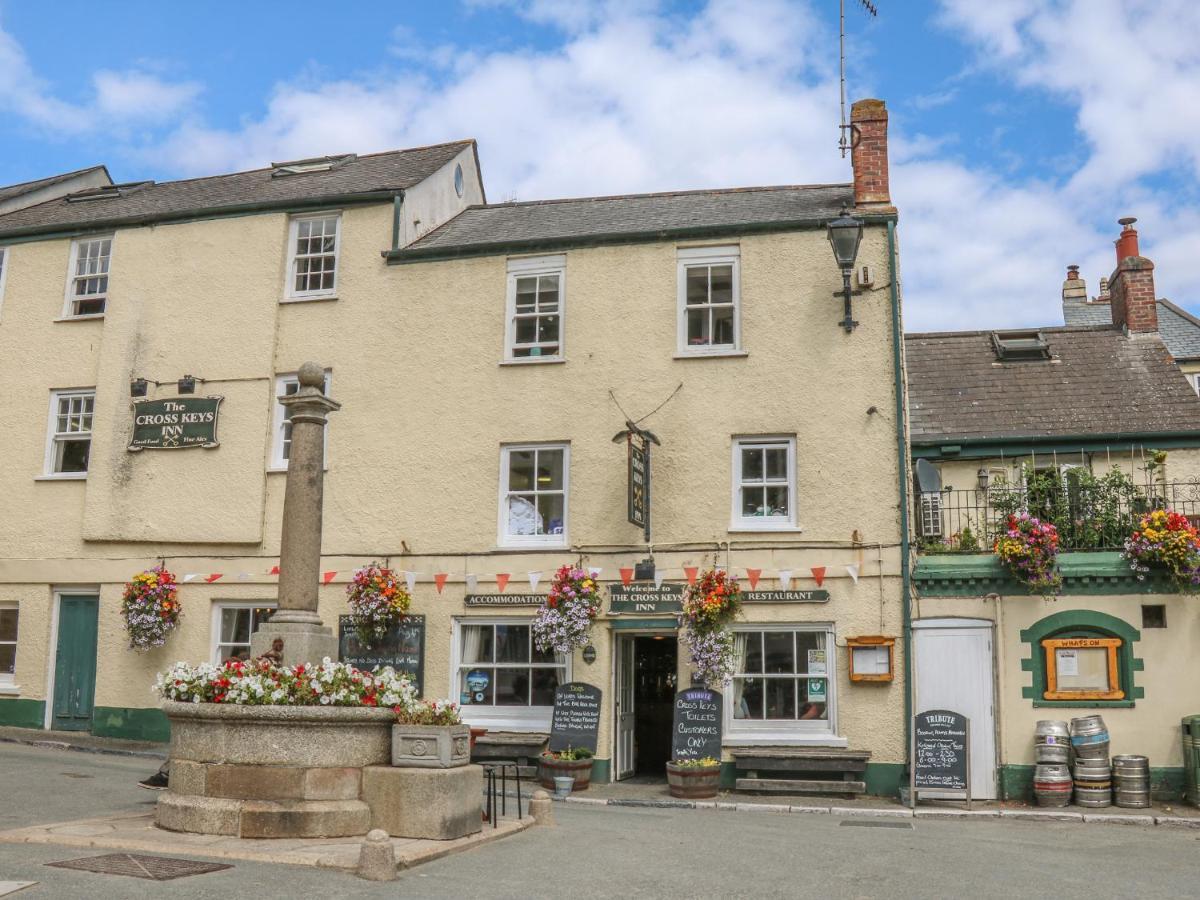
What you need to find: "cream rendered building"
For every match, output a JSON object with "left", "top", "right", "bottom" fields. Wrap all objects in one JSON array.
[{"left": 0, "top": 101, "right": 912, "bottom": 794}]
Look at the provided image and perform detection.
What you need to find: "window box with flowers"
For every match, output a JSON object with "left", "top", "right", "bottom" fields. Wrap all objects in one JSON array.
[
  {"left": 994, "top": 513, "right": 1061, "bottom": 599},
  {"left": 1123, "top": 509, "right": 1200, "bottom": 591}
]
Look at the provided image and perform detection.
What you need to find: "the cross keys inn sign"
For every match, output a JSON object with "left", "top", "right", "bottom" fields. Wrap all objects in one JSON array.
[{"left": 129, "top": 397, "right": 223, "bottom": 451}]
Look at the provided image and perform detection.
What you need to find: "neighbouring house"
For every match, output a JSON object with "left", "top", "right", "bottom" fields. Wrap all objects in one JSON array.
[
  {"left": 0, "top": 100, "right": 914, "bottom": 796},
  {"left": 906, "top": 219, "right": 1200, "bottom": 801}
]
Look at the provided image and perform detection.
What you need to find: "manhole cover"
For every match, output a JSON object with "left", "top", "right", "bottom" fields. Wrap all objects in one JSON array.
[
  {"left": 46, "top": 854, "right": 232, "bottom": 881},
  {"left": 839, "top": 819, "right": 913, "bottom": 829}
]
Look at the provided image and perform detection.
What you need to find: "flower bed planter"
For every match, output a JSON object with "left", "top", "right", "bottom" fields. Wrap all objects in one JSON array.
[
  {"left": 392, "top": 723, "right": 471, "bottom": 768},
  {"left": 666, "top": 762, "right": 720, "bottom": 799},
  {"left": 538, "top": 756, "right": 593, "bottom": 791}
]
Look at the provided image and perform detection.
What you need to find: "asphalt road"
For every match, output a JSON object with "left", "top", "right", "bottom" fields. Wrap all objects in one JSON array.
[{"left": 1, "top": 742, "right": 1198, "bottom": 899}]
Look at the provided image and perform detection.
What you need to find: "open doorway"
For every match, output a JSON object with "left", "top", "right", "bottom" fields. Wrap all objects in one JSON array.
[{"left": 615, "top": 633, "right": 678, "bottom": 780}]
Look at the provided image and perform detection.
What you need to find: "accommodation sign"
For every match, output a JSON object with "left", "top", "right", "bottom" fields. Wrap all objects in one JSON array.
[
  {"left": 743, "top": 590, "right": 830, "bottom": 603},
  {"left": 464, "top": 594, "right": 544, "bottom": 607},
  {"left": 609, "top": 583, "right": 685, "bottom": 614},
  {"left": 129, "top": 396, "right": 222, "bottom": 450}
]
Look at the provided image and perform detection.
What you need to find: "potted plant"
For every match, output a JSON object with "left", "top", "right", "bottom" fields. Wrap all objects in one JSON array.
[
  {"left": 994, "top": 513, "right": 1062, "bottom": 599},
  {"left": 666, "top": 756, "right": 721, "bottom": 799},
  {"left": 532, "top": 565, "right": 603, "bottom": 654},
  {"left": 679, "top": 568, "right": 742, "bottom": 688},
  {"left": 391, "top": 699, "right": 470, "bottom": 768},
  {"left": 346, "top": 563, "right": 412, "bottom": 647},
  {"left": 538, "top": 746, "right": 594, "bottom": 792},
  {"left": 1123, "top": 508, "right": 1200, "bottom": 590},
  {"left": 121, "top": 565, "right": 181, "bottom": 650}
]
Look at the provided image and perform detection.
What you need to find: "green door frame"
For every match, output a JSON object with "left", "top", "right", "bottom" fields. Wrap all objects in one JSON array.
[{"left": 51, "top": 593, "right": 99, "bottom": 732}]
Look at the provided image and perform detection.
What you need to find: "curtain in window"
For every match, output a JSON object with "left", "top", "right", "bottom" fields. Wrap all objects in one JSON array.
[
  {"left": 731, "top": 632, "right": 749, "bottom": 718},
  {"left": 461, "top": 626, "right": 485, "bottom": 665}
]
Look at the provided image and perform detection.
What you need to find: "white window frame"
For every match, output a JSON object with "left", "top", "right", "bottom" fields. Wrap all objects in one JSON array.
[
  {"left": 498, "top": 442, "right": 569, "bottom": 548},
  {"left": 503, "top": 254, "right": 566, "bottom": 364},
  {"left": 730, "top": 436, "right": 798, "bottom": 531},
  {"left": 1189, "top": 373, "right": 1200, "bottom": 396},
  {"left": 41, "top": 388, "right": 95, "bottom": 479},
  {"left": 284, "top": 212, "right": 341, "bottom": 301},
  {"left": 450, "top": 617, "right": 570, "bottom": 731},
  {"left": 269, "top": 371, "right": 332, "bottom": 471},
  {"left": 724, "top": 624, "right": 843, "bottom": 746},
  {"left": 62, "top": 235, "right": 112, "bottom": 318},
  {"left": 676, "top": 245, "right": 741, "bottom": 356},
  {"left": 0, "top": 602, "right": 18, "bottom": 691},
  {"left": 210, "top": 601, "right": 278, "bottom": 664}
]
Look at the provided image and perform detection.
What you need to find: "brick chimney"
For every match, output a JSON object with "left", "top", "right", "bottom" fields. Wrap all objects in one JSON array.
[
  {"left": 850, "top": 98, "right": 893, "bottom": 211},
  {"left": 1061, "top": 264, "right": 1088, "bottom": 303},
  {"left": 1108, "top": 217, "right": 1158, "bottom": 334}
]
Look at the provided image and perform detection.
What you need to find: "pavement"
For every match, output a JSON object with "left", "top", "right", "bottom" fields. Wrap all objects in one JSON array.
[{"left": 4, "top": 736, "right": 1200, "bottom": 897}]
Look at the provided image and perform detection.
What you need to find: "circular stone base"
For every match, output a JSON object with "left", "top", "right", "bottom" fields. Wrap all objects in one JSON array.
[{"left": 156, "top": 792, "right": 371, "bottom": 838}]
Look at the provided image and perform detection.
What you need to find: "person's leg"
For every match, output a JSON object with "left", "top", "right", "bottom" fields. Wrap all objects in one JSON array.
[{"left": 138, "top": 761, "right": 170, "bottom": 790}]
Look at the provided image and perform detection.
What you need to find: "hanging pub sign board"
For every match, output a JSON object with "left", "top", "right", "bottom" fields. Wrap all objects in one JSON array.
[
  {"left": 627, "top": 433, "right": 648, "bottom": 530},
  {"left": 672, "top": 687, "right": 722, "bottom": 762},
  {"left": 609, "top": 583, "right": 684, "bottom": 614},
  {"left": 910, "top": 709, "right": 971, "bottom": 809},
  {"left": 337, "top": 614, "right": 425, "bottom": 697},
  {"left": 128, "top": 396, "right": 223, "bottom": 450},
  {"left": 548, "top": 682, "right": 602, "bottom": 753}
]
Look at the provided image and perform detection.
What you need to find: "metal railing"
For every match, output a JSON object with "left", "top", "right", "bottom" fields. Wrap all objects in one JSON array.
[{"left": 915, "top": 479, "right": 1200, "bottom": 552}]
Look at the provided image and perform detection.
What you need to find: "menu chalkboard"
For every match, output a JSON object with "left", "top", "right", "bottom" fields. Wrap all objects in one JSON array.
[
  {"left": 549, "top": 682, "right": 602, "bottom": 753},
  {"left": 912, "top": 709, "right": 969, "bottom": 793},
  {"left": 337, "top": 615, "right": 425, "bottom": 697},
  {"left": 672, "top": 687, "right": 722, "bottom": 762}
]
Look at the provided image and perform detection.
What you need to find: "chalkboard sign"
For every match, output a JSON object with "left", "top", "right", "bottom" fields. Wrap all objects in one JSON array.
[
  {"left": 911, "top": 709, "right": 970, "bottom": 807},
  {"left": 672, "top": 687, "right": 722, "bottom": 762},
  {"left": 337, "top": 615, "right": 425, "bottom": 697},
  {"left": 548, "top": 682, "right": 602, "bottom": 753}
]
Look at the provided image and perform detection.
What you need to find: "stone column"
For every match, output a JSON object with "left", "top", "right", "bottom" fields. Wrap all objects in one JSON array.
[{"left": 251, "top": 361, "right": 341, "bottom": 666}]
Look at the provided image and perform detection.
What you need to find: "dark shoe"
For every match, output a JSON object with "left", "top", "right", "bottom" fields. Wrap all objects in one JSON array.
[{"left": 138, "top": 771, "right": 169, "bottom": 790}]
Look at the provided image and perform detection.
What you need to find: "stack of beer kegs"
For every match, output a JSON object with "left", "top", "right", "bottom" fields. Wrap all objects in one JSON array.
[
  {"left": 1070, "top": 715, "right": 1112, "bottom": 808},
  {"left": 1033, "top": 720, "right": 1073, "bottom": 807}
]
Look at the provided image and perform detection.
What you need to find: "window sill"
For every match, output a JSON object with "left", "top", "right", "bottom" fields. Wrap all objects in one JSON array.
[
  {"left": 54, "top": 314, "right": 105, "bottom": 323},
  {"left": 499, "top": 358, "right": 566, "bottom": 367},
  {"left": 728, "top": 524, "right": 803, "bottom": 534},
  {"left": 1033, "top": 699, "right": 1136, "bottom": 708},
  {"left": 281, "top": 294, "right": 338, "bottom": 304},
  {"left": 724, "top": 733, "right": 847, "bottom": 748},
  {"left": 496, "top": 541, "right": 569, "bottom": 551},
  {"left": 0, "top": 684, "right": 20, "bottom": 696},
  {"left": 674, "top": 349, "right": 748, "bottom": 360},
  {"left": 35, "top": 473, "right": 87, "bottom": 481}
]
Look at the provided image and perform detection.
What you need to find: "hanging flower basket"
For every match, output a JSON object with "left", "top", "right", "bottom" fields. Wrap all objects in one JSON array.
[
  {"left": 994, "top": 513, "right": 1062, "bottom": 599},
  {"left": 1123, "top": 509, "right": 1200, "bottom": 591},
  {"left": 346, "top": 563, "right": 412, "bottom": 647},
  {"left": 679, "top": 568, "right": 742, "bottom": 688},
  {"left": 532, "top": 565, "right": 602, "bottom": 654},
  {"left": 121, "top": 565, "right": 181, "bottom": 650}
]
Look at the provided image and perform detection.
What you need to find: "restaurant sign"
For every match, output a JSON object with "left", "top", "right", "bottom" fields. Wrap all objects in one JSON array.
[
  {"left": 609, "top": 583, "right": 685, "bottom": 614},
  {"left": 743, "top": 590, "right": 830, "bottom": 603},
  {"left": 129, "top": 397, "right": 222, "bottom": 451}
]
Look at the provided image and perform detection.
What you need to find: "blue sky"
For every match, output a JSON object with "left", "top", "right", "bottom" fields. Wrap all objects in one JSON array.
[{"left": 2, "top": 0, "right": 1197, "bottom": 330}]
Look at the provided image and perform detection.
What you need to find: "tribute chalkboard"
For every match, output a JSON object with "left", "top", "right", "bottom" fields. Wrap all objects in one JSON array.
[
  {"left": 911, "top": 709, "right": 970, "bottom": 805},
  {"left": 337, "top": 614, "right": 425, "bottom": 697},
  {"left": 671, "top": 687, "right": 722, "bottom": 762},
  {"left": 548, "top": 682, "right": 602, "bottom": 753}
]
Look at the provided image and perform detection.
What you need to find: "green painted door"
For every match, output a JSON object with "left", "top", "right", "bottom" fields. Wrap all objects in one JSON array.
[{"left": 52, "top": 595, "right": 99, "bottom": 732}]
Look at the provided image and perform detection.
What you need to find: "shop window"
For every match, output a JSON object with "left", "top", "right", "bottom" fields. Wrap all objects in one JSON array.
[
  {"left": 677, "top": 245, "right": 740, "bottom": 355},
  {"left": 729, "top": 626, "right": 834, "bottom": 736},
  {"left": 284, "top": 213, "right": 340, "bottom": 300},
  {"left": 453, "top": 620, "right": 568, "bottom": 730},
  {"left": 270, "top": 371, "right": 331, "bottom": 470},
  {"left": 1020, "top": 610, "right": 1143, "bottom": 708},
  {"left": 0, "top": 604, "right": 17, "bottom": 684},
  {"left": 731, "top": 437, "right": 797, "bottom": 530},
  {"left": 63, "top": 236, "right": 111, "bottom": 317},
  {"left": 44, "top": 389, "right": 94, "bottom": 477},
  {"left": 505, "top": 255, "right": 564, "bottom": 362},
  {"left": 499, "top": 443, "right": 568, "bottom": 546},
  {"left": 212, "top": 603, "right": 276, "bottom": 663}
]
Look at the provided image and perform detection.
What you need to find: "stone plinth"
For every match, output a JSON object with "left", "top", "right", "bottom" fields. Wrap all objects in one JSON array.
[
  {"left": 363, "top": 765, "right": 484, "bottom": 841},
  {"left": 157, "top": 701, "right": 394, "bottom": 838}
]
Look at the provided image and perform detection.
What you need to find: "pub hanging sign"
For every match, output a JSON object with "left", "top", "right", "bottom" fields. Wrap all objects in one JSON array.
[{"left": 129, "top": 396, "right": 223, "bottom": 451}]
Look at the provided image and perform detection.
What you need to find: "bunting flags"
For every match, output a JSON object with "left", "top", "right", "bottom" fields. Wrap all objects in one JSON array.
[
  {"left": 204, "top": 573, "right": 223, "bottom": 583},
  {"left": 528, "top": 571, "right": 542, "bottom": 591},
  {"left": 495, "top": 573, "right": 511, "bottom": 592},
  {"left": 846, "top": 563, "right": 860, "bottom": 584},
  {"left": 321, "top": 571, "right": 337, "bottom": 585},
  {"left": 619, "top": 567, "right": 634, "bottom": 586},
  {"left": 434, "top": 573, "right": 449, "bottom": 594},
  {"left": 777, "top": 569, "right": 792, "bottom": 590},
  {"left": 811, "top": 566, "right": 826, "bottom": 587},
  {"left": 653, "top": 569, "right": 666, "bottom": 589},
  {"left": 404, "top": 570, "right": 417, "bottom": 593},
  {"left": 745, "top": 568, "right": 762, "bottom": 590},
  {"left": 182, "top": 573, "right": 201, "bottom": 583},
  {"left": 465, "top": 574, "right": 478, "bottom": 593},
  {"left": 267, "top": 565, "right": 280, "bottom": 576},
  {"left": 684, "top": 566, "right": 699, "bottom": 585},
  {"left": 587, "top": 566, "right": 603, "bottom": 579}
]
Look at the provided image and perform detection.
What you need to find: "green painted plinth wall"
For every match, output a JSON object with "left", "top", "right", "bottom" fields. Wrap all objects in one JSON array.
[
  {"left": 91, "top": 707, "right": 170, "bottom": 742},
  {"left": 0, "top": 698, "right": 45, "bottom": 729},
  {"left": 999, "top": 764, "right": 1186, "bottom": 802}
]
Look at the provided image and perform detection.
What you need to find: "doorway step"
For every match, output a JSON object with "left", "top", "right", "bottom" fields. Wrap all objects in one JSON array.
[{"left": 731, "top": 748, "right": 871, "bottom": 795}]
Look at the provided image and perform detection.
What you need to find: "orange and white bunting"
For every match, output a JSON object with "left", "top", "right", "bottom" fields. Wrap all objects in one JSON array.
[
  {"left": 267, "top": 565, "right": 280, "bottom": 576},
  {"left": 684, "top": 566, "right": 699, "bottom": 585},
  {"left": 811, "top": 566, "right": 826, "bottom": 587},
  {"left": 619, "top": 567, "right": 634, "bottom": 586},
  {"left": 182, "top": 573, "right": 202, "bottom": 583},
  {"left": 745, "top": 568, "right": 762, "bottom": 590},
  {"left": 528, "top": 571, "right": 542, "bottom": 591},
  {"left": 434, "top": 573, "right": 449, "bottom": 594},
  {"left": 846, "top": 563, "right": 860, "bottom": 584},
  {"left": 653, "top": 569, "right": 666, "bottom": 589},
  {"left": 321, "top": 571, "right": 337, "bottom": 585},
  {"left": 777, "top": 569, "right": 792, "bottom": 590},
  {"left": 495, "top": 573, "right": 511, "bottom": 593},
  {"left": 587, "top": 566, "right": 603, "bottom": 579},
  {"left": 404, "top": 570, "right": 418, "bottom": 593},
  {"left": 204, "top": 573, "right": 223, "bottom": 584},
  {"left": 465, "top": 574, "right": 478, "bottom": 593}
]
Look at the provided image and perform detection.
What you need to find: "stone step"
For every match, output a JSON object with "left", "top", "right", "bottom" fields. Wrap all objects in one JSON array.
[{"left": 736, "top": 777, "right": 866, "bottom": 795}]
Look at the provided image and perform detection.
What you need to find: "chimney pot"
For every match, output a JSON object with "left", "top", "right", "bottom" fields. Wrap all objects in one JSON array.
[
  {"left": 1115, "top": 216, "right": 1140, "bottom": 263},
  {"left": 1062, "top": 264, "right": 1088, "bottom": 304},
  {"left": 850, "top": 98, "right": 892, "bottom": 211},
  {"left": 1067, "top": 265, "right": 1080, "bottom": 280}
]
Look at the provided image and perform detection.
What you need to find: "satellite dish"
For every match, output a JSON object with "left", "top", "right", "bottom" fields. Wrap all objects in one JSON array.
[{"left": 915, "top": 459, "right": 942, "bottom": 493}]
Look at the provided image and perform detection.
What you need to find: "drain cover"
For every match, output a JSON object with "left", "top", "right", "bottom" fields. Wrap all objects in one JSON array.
[
  {"left": 839, "top": 819, "right": 913, "bottom": 829},
  {"left": 46, "top": 854, "right": 232, "bottom": 881}
]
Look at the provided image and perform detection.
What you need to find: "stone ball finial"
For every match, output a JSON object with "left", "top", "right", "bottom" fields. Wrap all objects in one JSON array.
[{"left": 297, "top": 362, "right": 325, "bottom": 388}]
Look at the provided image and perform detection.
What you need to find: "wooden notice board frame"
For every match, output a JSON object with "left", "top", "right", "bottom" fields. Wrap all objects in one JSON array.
[{"left": 1041, "top": 636, "right": 1123, "bottom": 701}]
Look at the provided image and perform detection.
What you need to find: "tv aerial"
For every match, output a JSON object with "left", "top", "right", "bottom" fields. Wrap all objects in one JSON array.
[{"left": 838, "top": 0, "right": 878, "bottom": 158}]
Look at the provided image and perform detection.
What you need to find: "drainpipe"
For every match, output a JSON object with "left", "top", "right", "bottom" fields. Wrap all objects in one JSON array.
[
  {"left": 887, "top": 219, "right": 914, "bottom": 772},
  {"left": 390, "top": 190, "right": 405, "bottom": 251}
]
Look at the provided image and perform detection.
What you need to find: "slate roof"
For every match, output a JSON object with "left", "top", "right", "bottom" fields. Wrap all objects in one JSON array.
[
  {"left": 390, "top": 183, "right": 856, "bottom": 259},
  {"left": 0, "top": 142, "right": 473, "bottom": 240},
  {"left": 905, "top": 325, "right": 1200, "bottom": 445},
  {"left": 0, "top": 165, "right": 110, "bottom": 203},
  {"left": 1062, "top": 296, "right": 1200, "bottom": 361}
]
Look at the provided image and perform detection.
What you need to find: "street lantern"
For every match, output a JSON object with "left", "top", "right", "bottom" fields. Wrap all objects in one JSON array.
[{"left": 827, "top": 208, "right": 864, "bottom": 332}]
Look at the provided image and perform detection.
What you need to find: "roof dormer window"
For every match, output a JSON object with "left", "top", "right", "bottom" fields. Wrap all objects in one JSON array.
[
  {"left": 992, "top": 329, "right": 1050, "bottom": 361},
  {"left": 64, "top": 181, "right": 153, "bottom": 202},
  {"left": 270, "top": 154, "right": 357, "bottom": 177}
]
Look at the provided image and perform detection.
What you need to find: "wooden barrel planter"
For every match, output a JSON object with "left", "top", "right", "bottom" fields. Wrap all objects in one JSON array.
[
  {"left": 666, "top": 762, "right": 720, "bottom": 799},
  {"left": 538, "top": 756, "right": 593, "bottom": 791}
]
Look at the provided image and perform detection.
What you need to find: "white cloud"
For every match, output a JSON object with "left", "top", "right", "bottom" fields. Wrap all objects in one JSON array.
[{"left": 92, "top": 70, "right": 201, "bottom": 123}]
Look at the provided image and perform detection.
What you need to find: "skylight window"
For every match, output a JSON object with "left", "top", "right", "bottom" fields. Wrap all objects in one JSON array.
[
  {"left": 64, "top": 181, "right": 153, "bottom": 202},
  {"left": 270, "top": 154, "right": 356, "bottom": 177},
  {"left": 992, "top": 330, "right": 1051, "bottom": 361}
]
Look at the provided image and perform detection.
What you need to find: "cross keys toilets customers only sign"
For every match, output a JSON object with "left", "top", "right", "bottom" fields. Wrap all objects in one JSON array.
[{"left": 129, "top": 397, "right": 223, "bottom": 450}]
